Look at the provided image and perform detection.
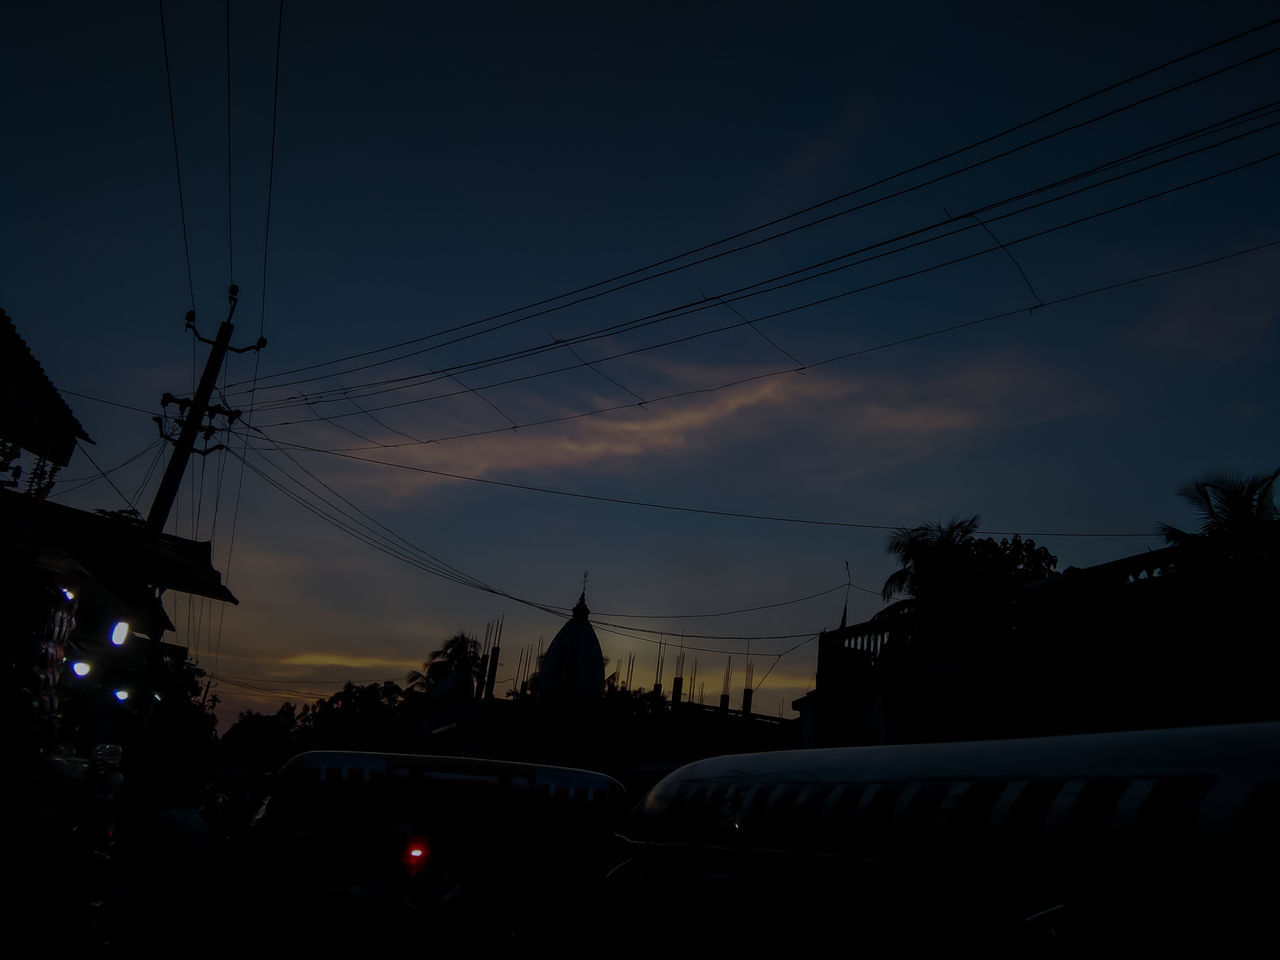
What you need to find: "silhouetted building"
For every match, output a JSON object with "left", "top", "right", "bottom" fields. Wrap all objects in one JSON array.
[
  {"left": 795, "top": 542, "right": 1279, "bottom": 746},
  {"left": 1, "top": 312, "right": 235, "bottom": 760},
  {"left": 1, "top": 308, "right": 92, "bottom": 483},
  {"left": 792, "top": 602, "right": 890, "bottom": 747},
  {"left": 537, "top": 592, "right": 605, "bottom": 703}
]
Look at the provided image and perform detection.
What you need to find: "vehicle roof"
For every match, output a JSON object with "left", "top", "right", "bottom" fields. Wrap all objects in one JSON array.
[{"left": 644, "top": 722, "right": 1280, "bottom": 798}]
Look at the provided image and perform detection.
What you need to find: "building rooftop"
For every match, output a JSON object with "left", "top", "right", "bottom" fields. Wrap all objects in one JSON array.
[{"left": 0, "top": 309, "right": 92, "bottom": 466}]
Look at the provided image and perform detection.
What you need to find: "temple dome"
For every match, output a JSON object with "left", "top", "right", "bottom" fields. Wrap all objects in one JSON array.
[{"left": 537, "top": 592, "right": 605, "bottom": 701}]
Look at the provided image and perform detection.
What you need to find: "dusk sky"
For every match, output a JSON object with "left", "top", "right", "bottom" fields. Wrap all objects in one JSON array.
[{"left": 4, "top": 1, "right": 1277, "bottom": 727}]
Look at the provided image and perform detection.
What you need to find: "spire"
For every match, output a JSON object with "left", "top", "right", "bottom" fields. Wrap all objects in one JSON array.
[
  {"left": 573, "top": 569, "right": 591, "bottom": 621},
  {"left": 841, "top": 560, "right": 850, "bottom": 629}
]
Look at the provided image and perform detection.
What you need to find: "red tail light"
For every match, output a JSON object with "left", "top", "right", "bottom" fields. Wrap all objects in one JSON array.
[{"left": 402, "top": 838, "right": 431, "bottom": 875}]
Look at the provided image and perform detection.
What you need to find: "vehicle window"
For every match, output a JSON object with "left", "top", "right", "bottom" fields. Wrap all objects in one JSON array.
[
  {"left": 1231, "top": 781, "right": 1280, "bottom": 857},
  {"left": 994, "top": 779, "right": 1064, "bottom": 864},
  {"left": 1132, "top": 775, "right": 1211, "bottom": 843}
]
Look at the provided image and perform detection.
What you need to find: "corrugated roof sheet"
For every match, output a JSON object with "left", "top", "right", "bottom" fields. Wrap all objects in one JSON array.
[{"left": 1, "top": 308, "right": 93, "bottom": 466}]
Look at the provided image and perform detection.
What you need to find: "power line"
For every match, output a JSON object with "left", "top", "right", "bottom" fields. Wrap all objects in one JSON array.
[
  {"left": 74, "top": 442, "right": 138, "bottom": 512},
  {"left": 232, "top": 448, "right": 467, "bottom": 582},
  {"left": 55, "top": 389, "right": 151, "bottom": 417},
  {"left": 228, "top": 446, "right": 636, "bottom": 657},
  {"left": 215, "top": 0, "right": 286, "bottom": 680},
  {"left": 227, "top": 439, "right": 868, "bottom": 656},
  {"left": 48, "top": 439, "right": 163, "bottom": 497},
  {"left": 594, "top": 622, "right": 817, "bottom": 642},
  {"left": 228, "top": 17, "right": 1280, "bottom": 389},
  {"left": 213, "top": 675, "right": 333, "bottom": 701},
  {"left": 244, "top": 423, "right": 492, "bottom": 589},
  {"left": 230, "top": 442, "right": 495, "bottom": 591},
  {"left": 157, "top": 0, "right": 195, "bottom": 312},
  {"left": 225, "top": 0, "right": 234, "bottom": 285},
  {"left": 234, "top": 431, "right": 885, "bottom": 623},
  {"left": 718, "top": 148, "right": 1280, "bottom": 327},
  {"left": 227, "top": 23, "right": 1280, "bottom": 390},
  {"left": 216, "top": 672, "right": 402, "bottom": 685},
  {"left": 252, "top": 435, "right": 1166, "bottom": 539},
  {"left": 965, "top": 210, "right": 1043, "bottom": 306},
  {"left": 591, "top": 583, "right": 851, "bottom": 620},
  {"left": 192, "top": 446, "right": 213, "bottom": 661},
  {"left": 55, "top": 172, "right": 1274, "bottom": 601},
  {"left": 215, "top": 0, "right": 287, "bottom": 679},
  {"left": 243, "top": 429, "right": 901, "bottom": 532},
  {"left": 343, "top": 389, "right": 426, "bottom": 444},
  {"left": 258, "top": 0, "right": 284, "bottom": 339},
  {"left": 256, "top": 237, "right": 1280, "bottom": 467},
  {"left": 204, "top": 369, "right": 236, "bottom": 668},
  {"left": 295, "top": 115, "right": 1280, "bottom": 409},
  {"left": 592, "top": 622, "right": 813, "bottom": 657},
  {"left": 76, "top": 231, "right": 1279, "bottom": 499},
  {"left": 549, "top": 332, "right": 649, "bottom": 405},
  {"left": 227, "top": 108, "right": 1275, "bottom": 429},
  {"left": 251, "top": 112, "right": 1280, "bottom": 413},
  {"left": 710, "top": 292, "right": 806, "bottom": 369},
  {"left": 132, "top": 432, "right": 170, "bottom": 506},
  {"left": 432, "top": 364, "right": 520, "bottom": 427},
  {"left": 249, "top": 237, "right": 1280, "bottom": 540},
  {"left": 227, "top": 421, "right": 1196, "bottom": 666},
  {"left": 752, "top": 634, "right": 820, "bottom": 695},
  {"left": 303, "top": 394, "right": 383, "bottom": 445}
]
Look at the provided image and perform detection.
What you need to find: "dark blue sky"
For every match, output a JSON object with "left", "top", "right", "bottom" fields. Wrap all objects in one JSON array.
[{"left": 4, "top": 1, "right": 1277, "bottom": 722}]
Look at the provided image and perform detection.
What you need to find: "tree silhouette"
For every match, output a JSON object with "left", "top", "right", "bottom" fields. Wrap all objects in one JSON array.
[
  {"left": 969, "top": 532, "right": 1058, "bottom": 584},
  {"left": 874, "top": 516, "right": 1059, "bottom": 742},
  {"left": 881, "top": 517, "right": 1057, "bottom": 604},
  {"left": 406, "top": 631, "right": 482, "bottom": 696},
  {"left": 881, "top": 515, "right": 982, "bottom": 602},
  {"left": 1159, "top": 468, "right": 1279, "bottom": 551}
]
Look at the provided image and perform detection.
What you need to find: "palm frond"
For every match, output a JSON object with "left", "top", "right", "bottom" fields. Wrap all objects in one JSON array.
[
  {"left": 881, "top": 568, "right": 912, "bottom": 602},
  {"left": 1169, "top": 468, "right": 1280, "bottom": 537}
]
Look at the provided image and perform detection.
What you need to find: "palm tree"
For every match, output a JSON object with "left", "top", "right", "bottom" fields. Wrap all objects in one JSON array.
[
  {"left": 881, "top": 515, "right": 982, "bottom": 602},
  {"left": 1159, "top": 468, "right": 1280, "bottom": 546},
  {"left": 877, "top": 516, "right": 1060, "bottom": 742},
  {"left": 406, "top": 631, "right": 481, "bottom": 695}
]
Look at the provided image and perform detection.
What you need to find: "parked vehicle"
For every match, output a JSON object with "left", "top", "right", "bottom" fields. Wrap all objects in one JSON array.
[
  {"left": 237, "top": 751, "right": 627, "bottom": 948},
  {"left": 611, "top": 722, "right": 1280, "bottom": 952}
]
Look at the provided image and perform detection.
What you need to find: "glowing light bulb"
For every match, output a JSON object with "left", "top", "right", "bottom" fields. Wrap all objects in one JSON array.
[
  {"left": 111, "top": 621, "right": 130, "bottom": 646},
  {"left": 114, "top": 689, "right": 129, "bottom": 701},
  {"left": 72, "top": 661, "right": 91, "bottom": 677}
]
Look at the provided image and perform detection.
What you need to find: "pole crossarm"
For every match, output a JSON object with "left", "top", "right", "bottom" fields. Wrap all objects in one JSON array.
[{"left": 145, "top": 285, "right": 265, "bottom": 531}]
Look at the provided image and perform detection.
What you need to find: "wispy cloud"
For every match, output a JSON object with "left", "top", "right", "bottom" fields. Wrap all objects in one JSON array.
[
  {"left": 278, "top": 652, "right": 421, "bottom": 669},
  {"left": 301, "top": 348, "right": 1083, "bottom": 502}
]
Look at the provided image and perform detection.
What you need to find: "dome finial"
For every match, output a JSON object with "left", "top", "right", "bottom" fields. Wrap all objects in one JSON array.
[{"left": 573, "top": 569, "right": 590, "bottom": 620}]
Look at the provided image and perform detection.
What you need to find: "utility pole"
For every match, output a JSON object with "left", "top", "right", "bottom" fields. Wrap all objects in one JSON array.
[{"left": 146, "top": 285, "right": 266, "bottom": 532}]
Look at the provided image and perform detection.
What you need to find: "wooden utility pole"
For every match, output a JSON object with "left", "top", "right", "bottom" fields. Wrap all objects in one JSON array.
[{"left": 146, "top": 285, "right": 265, "bottom": 532}]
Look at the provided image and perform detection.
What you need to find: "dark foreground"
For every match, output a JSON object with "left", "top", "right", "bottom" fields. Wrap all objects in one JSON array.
[{"left": 19, "top": 722, "right": 1280, "bottom": 955}]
